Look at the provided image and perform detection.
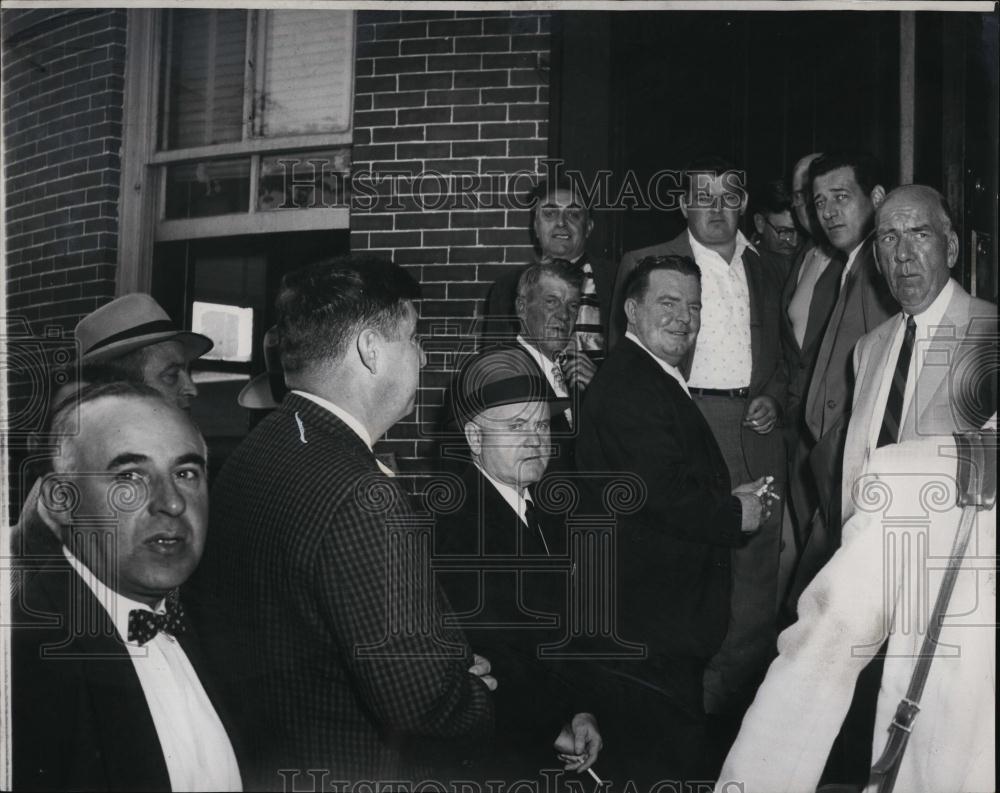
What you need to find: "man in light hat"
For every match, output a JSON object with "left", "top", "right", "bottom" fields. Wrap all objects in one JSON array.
[
  {"left": 436, "top": 346, "right": 602, "bottom": 780},
  {"left": 76, "top": 292, "right": 214, "bottom": 411}
]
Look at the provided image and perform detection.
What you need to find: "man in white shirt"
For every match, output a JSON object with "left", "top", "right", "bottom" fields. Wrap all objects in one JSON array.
[
  {"left": 842, "top": 184, "right": 997, "bottom": 523},
  {"left": 436, "top": 345, "right": 602, "bottom": 780},
  {"left": 613, "top": 156, "right": 788, "bottom": 721},
  {"left": 13, "top": 382, "right": 242, "bottom": 792}
]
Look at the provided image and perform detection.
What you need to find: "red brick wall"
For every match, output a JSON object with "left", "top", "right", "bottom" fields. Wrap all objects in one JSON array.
[
  {"left": 3, "top": 9, "right": 125, "bottom": 481},
  {"left": 351, "top": 10, "right": 552, "bottom": 465}
]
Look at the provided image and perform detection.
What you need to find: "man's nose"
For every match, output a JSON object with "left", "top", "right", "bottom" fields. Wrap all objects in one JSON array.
[
  {"left": 149, "top": 475, "right": 185, "bottom": 517},
  {"left": 178, "top": 369, "right": 198, "bottom": 400}
]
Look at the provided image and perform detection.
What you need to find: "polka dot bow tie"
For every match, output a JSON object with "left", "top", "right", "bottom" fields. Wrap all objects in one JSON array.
[{"left": 128, "top": 595, "right": 186, "bottom": 646}]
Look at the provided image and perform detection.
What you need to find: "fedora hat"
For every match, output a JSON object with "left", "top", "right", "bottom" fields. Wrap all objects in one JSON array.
[
  {"left": 238, "top": 326, "right": 287, "bottom": 410},
  {"left": 449, "top": 345, "right": 569, "bottom": 428},
  {"left": 76, "top": 293, "right": 213, "bottom": 364}
]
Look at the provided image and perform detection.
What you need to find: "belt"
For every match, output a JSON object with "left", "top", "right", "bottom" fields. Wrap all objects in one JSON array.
[{"left": 688, "top": 386, "right": 749, "bottom": 398}]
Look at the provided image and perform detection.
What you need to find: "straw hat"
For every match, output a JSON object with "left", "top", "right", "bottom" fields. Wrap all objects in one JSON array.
[{"left": 76, "top": 293, "right": 213, "bottom": 364}]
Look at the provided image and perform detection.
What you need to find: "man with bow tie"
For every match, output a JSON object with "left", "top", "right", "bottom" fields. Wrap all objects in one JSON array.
[
  {"left": 12, "top": 381, "right": 243, "bottom": 791},
  {"left": 435, "top": 346, "right": 602, "bottom": 780}
]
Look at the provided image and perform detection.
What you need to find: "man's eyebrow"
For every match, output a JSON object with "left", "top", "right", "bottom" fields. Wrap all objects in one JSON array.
[
  {"left": 175, "top": 452, "right": 207, "bottom": 468},
  {"left": 108, "top": 453, "right": 150, "bottom": 469}
]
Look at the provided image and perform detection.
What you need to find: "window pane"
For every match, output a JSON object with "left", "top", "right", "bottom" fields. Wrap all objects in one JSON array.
[
  {"left": 164, "top": 158, "right": 251, "bottom": 218},
  {"left": 258, "top": 148, "right": 351, "bottom": 211},
  {"left": 259, "top": 10, "right": 353, "bottom": 137},
  {"left": 161, "top": 10, "right": 247, "bottom": 149}
]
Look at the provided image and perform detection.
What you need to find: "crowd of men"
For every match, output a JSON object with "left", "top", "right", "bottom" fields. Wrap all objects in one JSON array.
[{"left": 7, "top": 150, "right": 996, "bottom": 793}]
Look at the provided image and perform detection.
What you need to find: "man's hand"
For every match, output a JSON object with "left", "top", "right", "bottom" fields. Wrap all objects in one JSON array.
[
  {"left": 468, "top": 653, "right": 497, "bottom": 691},
  {"left": 733, "top": 477, "right": 767, "bottom": 532},
  {"left": 553, "top": 712, "right": 602, "bottom": 773},
  {"left": 559, "top": 347, "right": 597, "bottom": 390},
  {"left": 743, "top": 395, "right": 779, "bottom": 435}
]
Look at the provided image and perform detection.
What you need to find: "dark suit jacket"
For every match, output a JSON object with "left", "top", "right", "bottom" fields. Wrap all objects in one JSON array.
[
  {"left": 779, "top": 244, "right": 844, "bottom": 530},
  {"left": 481, "top": 252, "right": 616, "bottom": 343},
  {"left": 575, "top": 338, "right": 746, "bottom": 688},
  {"left": 12, "top": 556, "right": 240, "bottom": 792},
  {"left": 188, "top": 393, "right": 493, "bottom": 786},
  {"left": 803, "top": 237, "right": 898, "bottom": 529},
  {"left": 435, "top": 465, "right": 586, "bottom": 779},
  {"left": 614, "top": 231, "right": 788, "bottom": 479}
]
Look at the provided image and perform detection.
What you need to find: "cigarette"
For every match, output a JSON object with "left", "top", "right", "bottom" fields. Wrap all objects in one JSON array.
[{"left": 588, "top": 768, "right": 603, "bottom": 785}]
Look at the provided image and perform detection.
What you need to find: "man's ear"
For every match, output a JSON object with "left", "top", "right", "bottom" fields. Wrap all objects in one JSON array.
[
  {"left": 463, "top": 420, "right": 483, "bottom": 456},
  {"left": 357, "top": 328, "right": 380, "bottom": 374},
  {"left": 946, "top": 229, "right": 959, "bottom": 270},
  {"left": 624, "top": 297, "right": 638, "bottom": 328},
  {"left": 870, "top": 184, "right": 886, "bottom": 209},
  {"left": 679, "top": 195, "right": 689, "bottom": 220},
  {"left": 753, "top": 213, "right": 765, "bottom": 235},
  {"left": 584, "top": 215, "right": 595, "bottom": 239},
  {"left": 37, "top": 473, "right": 74, "bottom": 537},
  {"left": 515, "top": 295, "right": 527, "bottom": 322}
]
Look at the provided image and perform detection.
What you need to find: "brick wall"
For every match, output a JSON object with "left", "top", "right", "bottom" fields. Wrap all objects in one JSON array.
[
  {"left": 351, "top": 10, "right": 552, "bottom": 466},
  {"left": 3, "top": 9, "right": 125, "bottom": 489}
]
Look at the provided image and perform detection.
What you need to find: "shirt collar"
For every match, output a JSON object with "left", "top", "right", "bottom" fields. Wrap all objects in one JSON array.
[
  {"left": 625, "top": 331, "right": 691, "bottom": 397},
  {"left": 62, "top": 546, "right": 165, "bottom": 644},
  {"left": 292, "top": 390, "right": 374, "bottom": 450},
  {"left": 517, "top": 334, "right": 555, "bottom": 367},
  {"left": 910, "top": 276, "right": 955, "bottom": 333},
  {"left": 687, "top": 229, "right": 757, "bottom": 263},
  {"left": 474, "top": 463, "right": 529, "bottom": 521}
]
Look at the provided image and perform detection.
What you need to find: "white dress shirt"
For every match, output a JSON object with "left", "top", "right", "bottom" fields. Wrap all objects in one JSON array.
[
  {"left": 840, "top": 235, "right": 870, "bottom": 290},
  {"left": 293, "top": 389, "right": 395, "bottom": 476},
  {"left": 63, "top": 549, "right": 242, "bottom": 792},
  {"left": 686, "top": 230, "right": 754, "bottom": 389},
  {"left": 516, "top": 335, "right": 573, "bottom": 426},
  {"left": 788, "top": 245, "right": 833, "bottom": 348},
  {"left": 626, "top": 331, "right": 691, "bottom": 398},
  {"left": 864, "top": 278, "right": 956, "bottom": 451}
]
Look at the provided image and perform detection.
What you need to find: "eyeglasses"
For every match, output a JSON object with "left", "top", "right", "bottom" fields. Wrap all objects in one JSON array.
[{"left": 765, "top": 219, "right": 799, "bottom": 242}]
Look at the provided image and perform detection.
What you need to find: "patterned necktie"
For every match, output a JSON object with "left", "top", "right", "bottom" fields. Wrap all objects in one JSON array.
[
  {"left": 877, "top": 315, "right": 917, "bottom": 448},
  {"left": 128, "top": 593, "right": 186, "bottom": 645},
  {"left": 574, "top": 260, "right": 604, "bottom": 353}
]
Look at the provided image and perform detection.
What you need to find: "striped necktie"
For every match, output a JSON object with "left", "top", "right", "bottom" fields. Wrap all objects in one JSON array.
[
  {"left": 877, "top": 315, "right": 916, "bottom": 448},
  {"left": 574, "top": 260, "right": 604, "bottom": 354}
]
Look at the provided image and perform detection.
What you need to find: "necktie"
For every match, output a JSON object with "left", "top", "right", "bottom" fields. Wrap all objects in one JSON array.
[
  {"left": 523, "top": 497, "right": 551, "bottom": 555},
  {"left": 877, "top": 315, "right": 917, "bottom": 448},
  {"left": 128, "top": 593, "right": 186, "bottom": 645},
  {"left": 574, "top": 261, "right": 605, "bottom": 353}
]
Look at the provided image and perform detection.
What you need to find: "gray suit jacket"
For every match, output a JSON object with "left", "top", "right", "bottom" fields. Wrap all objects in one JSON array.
[{"left": 840, "top": 281, "right": 997, "bottom": 522}]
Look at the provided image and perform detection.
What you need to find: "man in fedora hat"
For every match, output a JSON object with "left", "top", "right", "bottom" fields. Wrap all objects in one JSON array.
[
  {"left": 435, "top": 345, "right": 602, "bottom": 781},
  {"left": 76, "top": 292, "right": 214, "bottom": 411}
]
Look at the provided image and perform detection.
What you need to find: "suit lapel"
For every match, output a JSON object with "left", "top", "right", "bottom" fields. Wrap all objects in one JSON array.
[
  {"left": 901, "top": 285, "right": 973, "bottom": 439},
  {"left": 802, "top": 253, "right": 844, "bottom": 355},
  {"left": 781, "top": 246, "right": 808, "bottom": 355},
  {"left": 36, "top": 560, "right": 172, "bottom": 790},
  {"left": 856, "top": 317, "right": 901, "bottom": 460}
]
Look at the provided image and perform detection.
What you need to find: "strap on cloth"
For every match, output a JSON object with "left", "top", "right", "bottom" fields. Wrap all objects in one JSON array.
[{"left": 867, "top": 430, "right": 997, "bottom": 793}]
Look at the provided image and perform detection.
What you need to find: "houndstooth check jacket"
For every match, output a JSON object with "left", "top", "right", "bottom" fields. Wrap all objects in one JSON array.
[{"left": 187, "top": 393, "right": 493, "bottom": 788}]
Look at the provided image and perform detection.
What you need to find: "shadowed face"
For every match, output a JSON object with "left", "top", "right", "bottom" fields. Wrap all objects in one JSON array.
[
  {"left": 517, "top": 273, "right": 581, "bottom": 359},
  {"left": 139, "top": 340, "right": 198, "bottom": 410},
  {"left": 875, "top": 187, "right": 958, "bottom": 315},
  {"left": 50, "top": 395, "right": 208, "bottom": 607},
  {"left": 465, "top": 400, "right": 552, "bottom": 488},
  {"left": 682, "top": 173, "right": 746, "bottom": 249}
]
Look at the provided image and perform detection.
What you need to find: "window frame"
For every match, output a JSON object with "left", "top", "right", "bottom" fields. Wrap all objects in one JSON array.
[{"left": 118, "top": 9, "right": 353, "bottom": 294}]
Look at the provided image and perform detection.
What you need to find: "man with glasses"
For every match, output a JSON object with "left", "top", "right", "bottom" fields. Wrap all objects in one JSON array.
[{"left": 751, "top": 179, "right": 800, "bottom": 274}]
